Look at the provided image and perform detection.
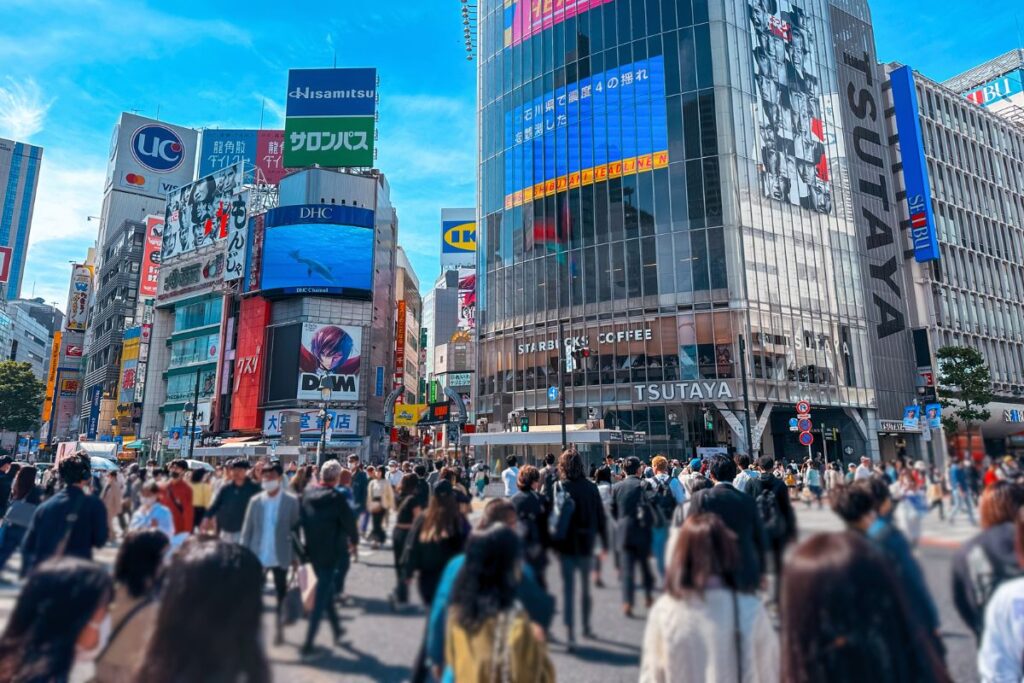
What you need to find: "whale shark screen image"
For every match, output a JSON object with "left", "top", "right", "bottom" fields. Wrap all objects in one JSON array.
[{"left": 261, "top": 223, "right": 374, "bottom": 296}]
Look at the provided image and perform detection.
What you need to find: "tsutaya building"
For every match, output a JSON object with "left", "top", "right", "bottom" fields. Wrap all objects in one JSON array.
[{"left": 473, "top": 0, "right": 919, "bottom": 462}]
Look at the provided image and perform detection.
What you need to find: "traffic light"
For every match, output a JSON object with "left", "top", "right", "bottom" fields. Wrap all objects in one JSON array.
[
  {"left": 519, "top": 415, "right": 530, "bottom": 432},
  {"left": 703, "top": 409, "right": 714, "bottom": 431}
]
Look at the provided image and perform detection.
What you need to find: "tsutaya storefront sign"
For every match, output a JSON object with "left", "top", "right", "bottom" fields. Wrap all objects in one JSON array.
[
  {"left": 517, "top": 327, "right": 652, "bottom": 354},
  {"left": 633, "top": 380, "right": 737, "bottom": 402}
]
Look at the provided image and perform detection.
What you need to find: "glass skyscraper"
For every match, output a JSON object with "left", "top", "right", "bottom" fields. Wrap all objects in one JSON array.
[
  {"left": 476, "top": 0, "right": 900, "bottom": 462},
  {"left": 0, "top": 138, "right": 42, "bottom": 300}
]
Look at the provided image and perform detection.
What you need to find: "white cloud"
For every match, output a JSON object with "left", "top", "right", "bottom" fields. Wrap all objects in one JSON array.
[{"left": 0, "top": 78, "right": 53, "bottom": 141}]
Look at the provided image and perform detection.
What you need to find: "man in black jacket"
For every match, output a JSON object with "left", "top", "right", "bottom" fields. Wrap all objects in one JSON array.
[
  {"left": 610, "top": 456, "right": 656, "bottom": 617},
  {"left": 553, "top": 450, "right": 607, "bottom": 650},
  {"left": 0, "top": 456, "right": 14, "bottom": 519},
  {"left": 205, "top": 458, "right": 260, "bottom": 542},
  {"left": 299, "top": 459, "right": 358, "bottom": 657},
  {"left": 749, "top": 455, "right": 797, "bottom": 599},
  {"left": 688, "top": 454, "right": 767, "bottom": 593}
]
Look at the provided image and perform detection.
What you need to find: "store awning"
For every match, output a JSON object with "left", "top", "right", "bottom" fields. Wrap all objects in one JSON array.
[
  {"left": 124, "top": 440, "right": 147, "bottom": 450},
  {"left": 77, "top": 442, "right": 119, "bottom": 460},
  {"left": 462, "top": 426, "right": 647, "bottom": 447}
]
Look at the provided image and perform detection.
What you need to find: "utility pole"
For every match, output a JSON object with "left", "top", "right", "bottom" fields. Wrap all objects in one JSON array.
[
  {"left": 557, "top": 320, "right": 567, "bottom": 451},
  {"left": 187, "top": 368, "right": 200, "bottom": 460},
  {"left": 738, "top": 334, "right": 755, "bottom": 459}
]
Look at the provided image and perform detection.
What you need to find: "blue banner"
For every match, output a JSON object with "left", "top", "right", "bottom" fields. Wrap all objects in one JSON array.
[
  {"left": 286, "top": 68, "right": 377, "bottom": 117},
  {"left": 503, "top": 56, "right": 669, "bottom": 208},
  {"left": 890, "top": 66, "right": 940, "bottom": 263},
  {"left": 265, "top": 204, "right": 374, "bottom": 229},
  {"left": 924, "top": 403, "right": 942, "bottom": 429},
  {"left": 199, "top": 129, "right": 258, "bottom": 181},
  {"left": 87, "top": 385, "right": 101, "bottom": 440},
  {"left": 902, "top": 405, "right": 920, "bottom": 430}
]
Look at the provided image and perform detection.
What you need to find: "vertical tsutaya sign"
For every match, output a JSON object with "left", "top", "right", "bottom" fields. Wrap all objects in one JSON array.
[
  {"left": 284, "top": 68, "right": 377, "bottom": 168},
  {"left": 65, "top": 264, "right": 93, "bottom": 332},
  {"left": 140, "top": 215, "right": 163, "bottom": 299},
  {"left": 748, "top": 0, "right": 832, "bottom": 214},
  {"left": 831, "top": 6, "right": 906, "bottom": 340},
  {"left": 890, "top": 66, "right": 940, "bottom": 263},
  {"left": 440, "top": 208, "right": 476, "bottom": 269}
]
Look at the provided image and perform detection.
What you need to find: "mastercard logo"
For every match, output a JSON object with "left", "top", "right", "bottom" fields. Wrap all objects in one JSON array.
[{"left": 124, "top": 173, "right": 146, "bottom": 186}]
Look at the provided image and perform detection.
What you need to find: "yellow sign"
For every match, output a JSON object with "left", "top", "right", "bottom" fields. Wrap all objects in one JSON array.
[
  {"left": 41, "top": 331, "right": 61, "bottom": 422},
  {"left": 442, "top": 221, "right": 476, "bottom": 253},
  {"left": 394, "top": 403, "right": 427, "bottom": 428}
]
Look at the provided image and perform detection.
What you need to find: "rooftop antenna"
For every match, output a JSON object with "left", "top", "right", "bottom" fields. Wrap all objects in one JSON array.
[{"left": 259, "top": 98, "right": 265, "bottom": 130}]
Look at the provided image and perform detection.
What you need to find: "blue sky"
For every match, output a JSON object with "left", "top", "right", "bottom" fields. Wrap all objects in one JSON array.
[{"left": 0, "top": 0, "right": 1019, "bottom": 309}]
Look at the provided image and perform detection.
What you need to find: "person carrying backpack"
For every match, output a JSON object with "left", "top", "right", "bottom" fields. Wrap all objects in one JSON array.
[
  {"left": 611, "top": 457, "right": 656, "bottom": 618},
  {"left": 749, "top": 456, "right": 797, "bottom": 601},
  {"left": 644, "top": 456, "right": 678, "bottom": 579},
  {"left": 538, "top": 453, "right": 559, "bottom": 508}
]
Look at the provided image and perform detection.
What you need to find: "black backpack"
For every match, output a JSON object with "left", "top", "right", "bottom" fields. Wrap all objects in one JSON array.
[
  {"left": 548, "top": 481, "right": 576, "bottom": 542},
  {"left": 643, "top": 478, "right": 676, "bottom": 528},
  {"left": 752, "top": 476, "right": 786, "bottom": 541}
]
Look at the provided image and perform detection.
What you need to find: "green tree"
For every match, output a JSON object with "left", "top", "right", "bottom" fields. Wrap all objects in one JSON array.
[
  {"left": 0, "top": 361, "right": 45, "bottom": 435},
  {"left": 936, "top": 346, "right": 994, "bottom": 460}
]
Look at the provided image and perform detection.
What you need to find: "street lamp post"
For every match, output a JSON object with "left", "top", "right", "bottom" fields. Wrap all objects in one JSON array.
[
  {"left": 317, "top": 375, "right": 333, "bottom": 466},
  {"left": 183, "top": 367, "right": 201, "bottom": 461}
]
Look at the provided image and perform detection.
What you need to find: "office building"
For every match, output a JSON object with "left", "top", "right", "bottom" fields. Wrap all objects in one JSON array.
[
  {"left": 394, "top": 246, "right": 422, "bottom": 404},
  {"left": 0, "top": 138, "right": 42, "bottom": 300},
  {"left": 421, "top": 270, "right": 462, "bottom": 402}
]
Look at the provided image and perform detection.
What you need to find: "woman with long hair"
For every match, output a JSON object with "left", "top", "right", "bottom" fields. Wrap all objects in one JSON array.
[
  {"left": 390, "top": 473, "right": 423, "bottom": 608},
  {"left": 0, "top": 557, "right": 112, "bottom": 682},
  {"left": 780, "top": 531, "right": 951, "bottom": 683},
  {"left": 0, "top": 465, "right": 39, "bottom": 576},
  {"left": 640, "top": 513, "right": 778, "bottom": 682},
  {"left": 289, "top": 464, "right": 311, "bottom": 496},
  {"left": 511, "top": 465, "right": 549, "bottom": 590},
  {"left": 366, "top": 465, "right": 395, "bottom": 548},
  {"left": 446, "top": 525, "right": 554, "bottom": 682},
  {"left": 135, "top": 538, "right": 269, "bottom": 683},
  {"left": 402, "top": 480, "right": 470, "bottom": 605}
]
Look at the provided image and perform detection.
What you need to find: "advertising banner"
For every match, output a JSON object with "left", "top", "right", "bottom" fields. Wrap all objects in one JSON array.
[
  {"left": 963, "top": 70, "right": 1024, "bottom": 107},
  {"left": 106, "top": 113, "right": 198, "bottom": 199},
  {"left": 440, "top": 208, "right": 476, "bottom": 269},
  {"left": 297, "top": 323, "right": 362, "bottom": 401},
  {"left": 903, "top": 405, "right": 920, "bottom": 430},
  {"left": 263, "top": 409, "right": 358, "bottom": 437},
  {"left": 261, "top": 204, "right": 375, "bottom": 297},
  {"left": 139, "top": 215, "right": 164, "bottom": 299},
  {"left": 283, "top": 67, "right": 377, "bottom": 168},
  {"left": 65, "top": 264, "right": 93, "bottom": 331},
  {"left": 0, "top": 245, "right": 12, "bottom": 284},
  {"left": 87, "top": 385, "right": 102, "bottom": 440},
  {"left": 394, "top": 403, "right": 427, "bottom": 428},
  {"left": 457, "top": 268, "right": 476, "bottom": 333},
  {"left": 224, "top": 191, "right": 250, "bottom": 281},
  {"left": 230, "top": 296, "right": 271, "bottom": 431},
  {"left": 118, "top": 327, "right": 141, "bottom": 404},
  {"left": 890, "top": 65, "right": 940, "bottom": 263},
  {"left": 419, "top": 402, "right": 451, "bottom": 426},
  {"left": 503, "top": 0, "right": 613, "bottom": 47},
  {"left": 41, "top": 330, "right": 61, "bottom": 422},
  {"left": 158, "top": 248, "right": 226, "bottom": 299},
  {"left": 256, "top": 130, "right": 289, "bottom": 185},
  {"left": 395, "top": 300, "right": 407, "bottom": 384},
  {"left": 924, "top": 403, "right": 942, "bottom": 429},
  {"left": 245, "top": 214, "right": 266, "bottom": 293},
  {"left": 198, "top": 129, "right": 292, "bottom": 185},
  {"left": 748, "top": 0, "right": 833, "bottom": 214},
  {"left": 162, "top": 161, "right": 246, "bottom": 262},
  {"left": 504, "top": 56, "right": 668, "bottom": 209}
]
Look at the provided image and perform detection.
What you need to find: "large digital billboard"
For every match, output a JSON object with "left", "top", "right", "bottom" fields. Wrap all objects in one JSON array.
[
  {"left": 199, "top": 129, "right": 292, "bottom": 185},
  {"left": 503, "top": 56, "right": 669, "bottom": 209},
  {"left": 260, "top": 204, "right": 374, "bottom": 297},
  {"left": 298, "top": 323, "right": 362, "bottom": 401},
  {"left": 748, "top": 0, "right": 833, "bottom": 214},
  {"left": 890, "top": 65, "right": 940, "bottom": 263},
  {"left": 283, "top": 68, "right": 377, "bottom": 168},
  {"left": 502, "top": 0, "right": 614, "bottom": 48}
]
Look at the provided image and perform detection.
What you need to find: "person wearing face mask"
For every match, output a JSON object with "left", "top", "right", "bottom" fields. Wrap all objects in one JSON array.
[
  {"left": 21, "top": 452, "right": 108, "bottom": 574},
  {"left": 158, "top": 459, "right": 194, "bottom": 535},
  {"left": 0, "top": 556, "right": 113, "bottom": 682},
  {"left": 129, "top": 481, "right": 175, "bottom": 539},
  {"left": 241, "top": 460, "right": 300, "bottom": 646}
]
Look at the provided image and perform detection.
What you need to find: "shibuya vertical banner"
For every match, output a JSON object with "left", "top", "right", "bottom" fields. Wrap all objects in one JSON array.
[
  {"left": 139, "top": 215, "right": 163, "bottom": 299},
  {"left": 502, "top": 0, "right": 613, "bottom": 47},
  {"left": 748, "top": 0, "right": 833, "bottom": 214},
  {"left": 457, "top": 268, "right": 476, "bottom": 333},
  {"left": 118, "top": 327, "right": 141, "bottom": 404},
  {"left": 284, "top": 68, "right": 377, "bottom": 168},
  {"left": 297, "top": 323, "right": 362, "bottom": 401},
  {"left": 890, "top": 66, "right": 940, "bottom": 263},
  {"left": 440, "top": 208, "right": 476, "bottom": 269},
  {"left": 504, "top": 56, "right": 669, "bottom": 209},
  {"left": 65, "top": 264, "right": 93, "bottom": 331},
  {"left": 41, "top": 330, "right": 61, "bottom": 423}
]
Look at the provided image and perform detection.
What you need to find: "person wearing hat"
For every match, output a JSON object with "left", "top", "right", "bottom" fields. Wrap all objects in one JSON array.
[{"left": 205, "top": 458, "right": 261, "bottom": 542}]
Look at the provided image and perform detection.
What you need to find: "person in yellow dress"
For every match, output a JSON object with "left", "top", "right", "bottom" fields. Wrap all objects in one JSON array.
[{"left": 189, "top": 468, "right": 213, "bottom": 531}]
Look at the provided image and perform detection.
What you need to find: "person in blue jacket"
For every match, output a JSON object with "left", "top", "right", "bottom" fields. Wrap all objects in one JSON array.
[{"left": 426, "top": 498, "right": 554, "bottom": 683}]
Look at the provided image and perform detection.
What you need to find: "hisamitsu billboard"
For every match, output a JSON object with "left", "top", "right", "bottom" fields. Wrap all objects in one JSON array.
[{"left": 286, "top": 68, "right": 377, "bottom": 117}]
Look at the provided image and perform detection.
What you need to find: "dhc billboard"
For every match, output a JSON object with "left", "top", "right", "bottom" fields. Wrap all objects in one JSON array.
[{"left": 890, "top": 66, "right": 941, "bottom": 263}]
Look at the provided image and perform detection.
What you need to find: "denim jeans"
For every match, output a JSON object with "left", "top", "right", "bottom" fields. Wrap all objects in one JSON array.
[
  {"left": 651, "top": 526, "right": 668, "bottom": 578},
  {"left": 335, "top": 547, "right": 351, "bottom": 597},
  {"left": 949, "top": 487, "right": 976, "bottom": 524},
  {"left": 559, "top": 554, "right": 592, "bottom": 637},
  {"left": 304, "top": 564, "right": 341, "bottom": 649}
]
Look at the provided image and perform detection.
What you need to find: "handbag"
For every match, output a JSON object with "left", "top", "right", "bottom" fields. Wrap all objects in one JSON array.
[
  {"left": 283, "top": 570, "right": 304, "bottom": 625},
  {"left": 297, "top": 563, "right": 318, "bottom": 614},
  {"left": 368, "top": 497, "right": 384, "bottom": 514},
  {"left": 4, "top": 499, "right": 36, "bottom": 528}
]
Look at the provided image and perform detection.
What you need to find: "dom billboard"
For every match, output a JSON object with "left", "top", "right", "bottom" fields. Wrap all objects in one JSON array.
[
  {"left": 260, "top": 204, "right": 374, "bottom": 297},
  {"left": 298, "top": 323, "right": 362, "bottom": 402}
]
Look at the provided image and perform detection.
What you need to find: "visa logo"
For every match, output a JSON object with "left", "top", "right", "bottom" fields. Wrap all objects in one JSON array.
[{"left": 442, "top": 221, "right": 475, "bottom": 253}]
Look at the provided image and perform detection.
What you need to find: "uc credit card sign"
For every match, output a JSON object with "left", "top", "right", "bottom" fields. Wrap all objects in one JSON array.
[{"left": 890, "top": 66, "right": 940, "bottom": 263}]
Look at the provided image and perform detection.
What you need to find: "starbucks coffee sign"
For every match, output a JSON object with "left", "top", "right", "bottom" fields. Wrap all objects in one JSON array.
[
  {"left": 517, "top": 327, "right": 652, "bottom": 354},
  {"left": 633, "top": 380, "right": 736, "bottom": 402}
]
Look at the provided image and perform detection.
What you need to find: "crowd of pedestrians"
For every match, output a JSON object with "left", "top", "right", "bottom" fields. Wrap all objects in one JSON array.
[{"left": 0, "top": 445, "right": 1022, "bottom": 681}]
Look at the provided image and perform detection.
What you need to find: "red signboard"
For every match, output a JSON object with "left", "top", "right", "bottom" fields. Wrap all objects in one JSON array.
[
  {"left": 0, "top": 246, "right": 11, "bottom": 284},
  {"left": 394, "top": 300, "right": 407, "bottom": 382},
  {"left": 230, "top": 296, "right": 271, "bottom": 432},
  {"left": 139, "top": 215, "right": 163, "bottom": 298},
  {"left": 256, "top": 130, "right": 291, "bottom": 185}
]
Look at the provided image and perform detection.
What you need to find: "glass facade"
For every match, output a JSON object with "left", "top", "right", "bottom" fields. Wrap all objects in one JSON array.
[{"left": 478, "top": 0, "right": 881, "bottom": 460}]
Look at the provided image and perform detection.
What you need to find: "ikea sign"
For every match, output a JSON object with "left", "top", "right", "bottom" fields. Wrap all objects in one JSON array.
[{"left": 442, "top": 220, "right": 475, "bottom": 254}]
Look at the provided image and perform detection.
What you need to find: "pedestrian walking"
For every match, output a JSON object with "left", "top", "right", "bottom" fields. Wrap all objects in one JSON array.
[
  {"left": 240, "top": 460, "right": 301, "bottom": 646},
  {"left": 135, "top": 539, "right": 270, "bottom": 683},
  {"left": 0, "top": 457, "right": 15, "bottom": 520},
  {"left": 646, "top": 455, "right": 678, "bottom": 579},
  {"left": 99, "top": 471, "right": 123, "bottom": 542},
  {"left": 205, "top": 458, "right": 261, "bottom": 542},
  {"left": 189, "top": 468, "right": 213, "bottom": 530},
  {"left": 366, "top": 465, "right": 395, "bottom": 548},
  {"left": 780, "top": 531, "right": 951, "bottom": 683},
  {"left": 802, "top": 459, "right": 823, "bottom": 508},
  {"left": 640, "top": 513, "right": 779, "bottom": 683},
  {"left": 926, "top": 466, "right": 946, "bottom": 520},
  {"left": 401, "top": 480, "right": 470, "bottom": 606},
  {"left": 349, "top": 455, "right": 370, "bottom": 539},
  {"left": 0, "top": 557, "right": 112, "bottom": 682},
  {"left": 854, "top": 456, "right": 873, "bottom": 480},
  {"left": 591, "top": 465, "right": 614, "bottom": 588},
  {"left": 297, "top": 460, "right": 358, "bottom": 659},
  {"left": 747, "top": 456, "right": 796, "bottom": 600},
  {"left": 978, "top": 506, "right": 1024, "bottom": 681},
  {"left": 952, "top": 481, "right": 1024, "bottom": 639},
  {"left": 502, "top": 455, "right": 520, "bottom": 497},
  {"left": 611, "top": 456, "right": 656, "bottom": 616},
  {"left": 511, "top": 464, "right": 550, "bottom": 591},
  {"left": 538, "top": 453, "right": 558, "bottom": 507},
  {"left": 128, "top": 480, "right": 175, "bottom": 539},
  {"left": 21, "top": 452, "right": 108, "bottom": 574},
  {"left": 94, "top": 529, "right": 168, "bottom": 682},
  {"left": 553, "top": 450, "right": 608, "bottom": 649},
  {"left": 0, "top": 465, "right": 39, "bottom": 576},
  {"left": 444, "top": 525, "right": 555, "bottom": 683},
  {"left": 949, "top": 456, "right": 978, "bottom": 524},
  {"left": 159, "top": 458, "right": 193, "bottom": 536},
  {"left": 391, "top": 473, "right": 423, "bottom": 607},
  {"left": 687, "top": 455, "right": 767, "bottom": 593},
  {"left": 732, "top": 454, "right": 755, "bottom": 495},
  {"left": 474, "top": 465, "right": 489, "bottom": 499}
]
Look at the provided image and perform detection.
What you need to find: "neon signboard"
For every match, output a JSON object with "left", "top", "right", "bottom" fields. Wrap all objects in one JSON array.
[{"left": 503, "top": 0, "right": 614, "bottom": 48}]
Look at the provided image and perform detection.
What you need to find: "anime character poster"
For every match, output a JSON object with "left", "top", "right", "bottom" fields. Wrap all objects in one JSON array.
[
  {"left": 457, "top": 268, "right": 476, "bottom": 333},
  {"left": 162, "top": 161, "right": 245, "bottom": 262},
  {"left": 749, "top": 0, "right": 832, "bottom": 214},
  {"left": 297, "top": 323, "right": 362, "bottom": 401}
]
